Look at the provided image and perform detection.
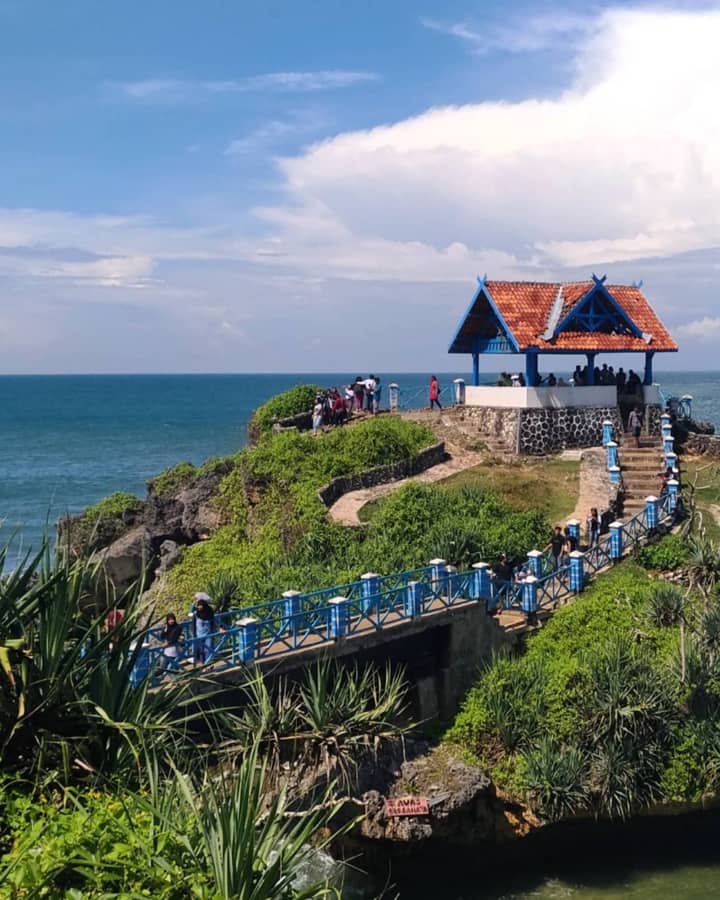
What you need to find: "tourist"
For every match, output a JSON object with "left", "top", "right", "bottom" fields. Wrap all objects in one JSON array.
[
  {"left": 563, "top": 525, "right": 578, "bottom": 558},
  {"left": 312, "top": 397, "right": 323, "bottom": 435},
  {"left": 331, "top": 389, "right": 346, "bottom": 426},
  {"left": 557, "top": 376, "right": 568, "bottom": 387},
  {"left": 616, "top": 367, "right": 627, "bottom": 393},
  {"left": 518, "top": 372, "right": 526, "bottom": 386},
  {"left": 657, "top": 465, "right": 674, "bottom": 495},
  {"left": 629, "top": 406, "right": 643, "bottom": 448},
  {"left": 353, "top": 377, "right": 364, "bottom": 411},
  {"left": 600, "top": 363, "right": 609, "bottom": 384},
  {"left": 159, "top": 612, "right": 184, "bottom": 672},
  {"left": 344, "top": 384, "right": 355, "bottom": 414},
  {"left": 587, "top": 507, "right": 600, "bottom": 547},
  {"left": 550, "top": 526, "right": 565, "bottom": 570},
  {"left": 429, "top": 375, "right": 443, "bottom": 410},
  {"left": 573, "top": 365, "right": 584, "bottom": 386},
  {"left": 372, "top": 376, "right": 382, "bottom": 415},
  {"left": 192, "top": 593, "right": 216, "bottom": 664},
  {"left": 545, "top": 373, "right": 557, "bottom": 387},
  {"left": 364, "top": 375, "right": 377, "bottom": 411}
]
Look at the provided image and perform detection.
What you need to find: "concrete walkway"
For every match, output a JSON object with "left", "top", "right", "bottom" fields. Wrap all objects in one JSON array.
[{"left": 327, "top": 447, "right": 484, "bottom": 526}]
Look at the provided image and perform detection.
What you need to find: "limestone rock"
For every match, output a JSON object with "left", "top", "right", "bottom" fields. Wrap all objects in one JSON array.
[{"left": 97, "top": 526, "right": 153, "bottom": 594}]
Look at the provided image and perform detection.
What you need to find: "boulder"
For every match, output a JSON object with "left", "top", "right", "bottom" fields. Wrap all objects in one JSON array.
[{"left": 97, "top": 526, "right": 153, "bottom": 594}]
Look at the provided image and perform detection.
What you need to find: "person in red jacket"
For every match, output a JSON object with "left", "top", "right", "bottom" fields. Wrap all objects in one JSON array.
[{"left": 429, "top": 375, "right": 443, "bottom": 410}]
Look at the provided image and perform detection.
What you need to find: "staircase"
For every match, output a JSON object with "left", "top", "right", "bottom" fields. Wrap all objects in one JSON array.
[{"left": 618, "top": 433, "right": 664, "bottom": 516}]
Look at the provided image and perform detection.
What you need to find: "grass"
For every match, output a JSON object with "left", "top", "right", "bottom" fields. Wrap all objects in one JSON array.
[
  {"left": 682, "top": 459, "right": 720, "bottom": 541},
  {"left": 358, "top": 456, "right": 580, "bottom": 525}
]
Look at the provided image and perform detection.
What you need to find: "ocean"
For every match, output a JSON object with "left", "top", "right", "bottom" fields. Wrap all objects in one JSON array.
[{"left": 1, "top": 371, "right": 718, "bottom": 562}]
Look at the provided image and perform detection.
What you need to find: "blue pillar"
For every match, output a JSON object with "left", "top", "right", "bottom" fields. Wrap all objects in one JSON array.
[
  {"left": 645, "top": 496, "right": 659, "bottom": 530},
  {"left": 405, "top": 580, "right": 424, "bottom": 618},
  {"left": 522, "top": 576, "right": 538, "bottom": 615},
  {"left": 566, "top": 519, "right": 581, "bottom": 544},
  {"left": 665, "top": 450, "right": 678, "bottom": 472},
  {"left": 527, "top": 550, "right": 543, "bottom": 578},
  {"left": 643, "top": 351, "right": 655, "bottom": 386},
  {"left": 472, "top": 562, "right": 494, "bottom": 611},
  {"left": 472, "top": 353, "right": 480, "bottom": 387},
  {"left": 667, "top": 479, "right": 680, "bottom": 514},
  {"left": 609, "top": 521, "right": 624, "bottom": 560},
  {"left": 663, "top": 434, "right": 675, "bottom": 455},
  {"left": 361, "top": 572, "right": 381, "bottom": 614},
  {"left": 586, "top": 353, "right": 596, "bottom": 385},
  {"left": 609, "top": 464, "right": 621, "bottom": 484},
  {"left": 660, "top": 412, "right": 671, "bottom": 431},
  {"left": 282, "top": 590, "right": 302, "bottom": 635},
  {"left": 569, "top": 551, "right": 585, "bottom": 593},
  {"left": 237, "top": 617, "right": 259, "bottom": 663},
  {"left": 606, "top": 441, "right": 618, "bottom": 468},
  {"left": 445, "top": 565, "right": 458, "bottom": 601},
  {"left": 681, "top": 394, "right": 693, "bottom": 418},
  {"left": 602, "top": 419, "right": 614, "bottom": 446},
  {"left": 328, "top": 598, "right": 349, "bottom": 639},
  {"left": 525, "top": 350, "right": 539, "bottom": 387},
  {"left": 661, "top": 423, "right": 673, "bottom": 441},
  {"left": 429, "top": 558, "right": 447, "bottom": 596}
]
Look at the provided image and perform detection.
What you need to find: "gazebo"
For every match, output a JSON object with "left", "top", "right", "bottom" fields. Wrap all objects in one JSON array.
[
  {"left": 447, "top": 275, "right": 678, "bottom": 454},
  {"left": 448, "top": 274, "right": 677, "bottom": 398}
]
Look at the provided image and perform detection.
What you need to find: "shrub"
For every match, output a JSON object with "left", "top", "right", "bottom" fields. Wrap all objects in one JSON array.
[
  {"left": 61, "top": 491, "right": 143, "bottom": 552},
  {"left": 148, "top": 461, "right": 198, "bottom": 496},
  {"left": 523, "top": 738, "right": 590, "bottom": 821},
  {"left": 249, "top": 384, "right": 321, "bottom": 438},
  {"left": 636, "top": 534, "right": 691, "bottom": 571}
]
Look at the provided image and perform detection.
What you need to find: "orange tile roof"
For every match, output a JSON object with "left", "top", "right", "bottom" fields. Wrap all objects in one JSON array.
[{"left": 480, "top": 280, "right": 678, "bottom": 353}]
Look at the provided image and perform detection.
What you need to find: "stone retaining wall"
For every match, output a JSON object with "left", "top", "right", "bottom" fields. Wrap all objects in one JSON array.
[
  {"left": 452, "top": 406, "right": 520, "bottom": 450},
  {"left": 317, "top": 441, "right": 447, "bottom": 507},
  {"left": 519, "top": 406, "right": 623, "bottom": 455}
]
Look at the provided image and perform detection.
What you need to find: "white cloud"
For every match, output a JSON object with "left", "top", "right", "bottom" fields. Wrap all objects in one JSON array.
[
  {"left": 113, "top": 70, "right": 379, "bottom": 101},
  {"left": 248, "top": 7, "right": 720, "bottom": 280},
  {"left": 421, "top": 10, "right": 595, "bottom": 54},
  {"left": 676, "top": 317, "right": 720, "bottom": 340}
]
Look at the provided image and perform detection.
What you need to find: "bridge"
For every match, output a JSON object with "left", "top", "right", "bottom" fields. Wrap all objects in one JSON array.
[{"left": 132, "top": 413, "right": 681, "bottom": 717}]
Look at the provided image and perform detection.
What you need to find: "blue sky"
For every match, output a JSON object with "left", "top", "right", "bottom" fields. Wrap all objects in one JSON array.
[{"left": 0, "top": 0, "right": 719, "bottom": 373}]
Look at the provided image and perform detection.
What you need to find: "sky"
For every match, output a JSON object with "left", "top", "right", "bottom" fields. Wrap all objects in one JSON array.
[{"left": 0, "top": 0, "right": 719, "bottom": 374}]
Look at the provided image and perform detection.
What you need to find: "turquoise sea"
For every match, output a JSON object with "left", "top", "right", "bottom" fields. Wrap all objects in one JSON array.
[{"left": 0, "top": 371, "right": 718, "bottom": 562}]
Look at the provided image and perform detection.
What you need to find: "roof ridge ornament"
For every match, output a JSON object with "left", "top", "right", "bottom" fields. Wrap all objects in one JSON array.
[{"left": 542, "top": 285, "right": 565, "bottom": 340}]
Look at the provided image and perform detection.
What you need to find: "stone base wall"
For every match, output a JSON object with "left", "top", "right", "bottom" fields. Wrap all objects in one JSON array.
[
  {"left": 685, "top": 433, "right": 720, "bottom": 458},
  {"left": 518, "top": 406, "right": 622, "bottom": 456},
  {"left": 452, "top": 405, "right": 520, "bottom": 450},
  {"left": 317, "top": 441, "right": 447, "bottom": 507}
]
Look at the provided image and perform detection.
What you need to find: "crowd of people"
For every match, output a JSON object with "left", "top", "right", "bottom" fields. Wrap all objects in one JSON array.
[
  {"left": 312, "top": 376, "right": 382, "bottom": 434},
  {"left": 494, "top": 364, "right": 645, "bottom": 395}
]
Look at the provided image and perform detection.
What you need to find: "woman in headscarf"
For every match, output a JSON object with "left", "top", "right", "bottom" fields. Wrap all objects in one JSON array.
[
  {"left": 159, "top": 612, "right": 184, "bottom": 672},
  {"left": 192, "top": 592, "right": 216, "bottom": 664}
]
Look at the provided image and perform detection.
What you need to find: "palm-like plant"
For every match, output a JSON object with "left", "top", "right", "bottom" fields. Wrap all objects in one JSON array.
[
  {"left": 523, "top": 738, "right": 590, "bottom": 822},
  {"left": 645, "top": 584, "right": 686, "bottom": 628},
  {"left": 205, "top": 571, "right": 242, "bottom": 612}
]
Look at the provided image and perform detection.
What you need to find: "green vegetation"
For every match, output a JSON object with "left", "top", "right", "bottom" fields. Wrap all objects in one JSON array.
[
  {"left": 359, "top": 456, "right": 580, "bottom": 525},
  {"left": 249, "top": 383, "right": 321, "bottom": 439},
  {"left": 148, "top": 460, "right": 199, "bottom": 496},
  {"left": 683, "top": 460, "right": 720, "bottom": 542},
  {"left": 636, "top": 533, "right": 691, "bottom": 570},
  {"left": 61, "top": 490, "right": 143, "bottom": 552},
  {"left": 156, "top": 417, "right": 549, "bottom": 613},
  {"left": 446, "top": 555, "right": 720, "bottom": 820},
  {"left": 0, "top": 537, "right": 409, "bottom": 897}
]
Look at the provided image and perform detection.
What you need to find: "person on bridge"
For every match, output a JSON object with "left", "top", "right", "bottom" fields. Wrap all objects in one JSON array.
[
  {"left": 587, "top": 507, "right": 600, "bottom": 548},
  {"left": 550, "top": 526, "right": 565, "bottom": 571},
  {"left": 428, "top": 375, "right": 443, "bottom": 410},
  {"left": 192, "top": 593, "right": 216, "bottom": 664},
  {"left": 159, "top": 612, "right": 184, "bottom": 673}
]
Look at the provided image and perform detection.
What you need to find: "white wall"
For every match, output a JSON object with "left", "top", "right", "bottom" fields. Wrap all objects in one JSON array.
[{"left": 464, "top": 385, "right": 618, "bottom": 409}]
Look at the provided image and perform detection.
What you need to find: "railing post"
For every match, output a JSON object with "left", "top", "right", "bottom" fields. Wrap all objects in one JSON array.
[
  {"left": 660, "top": 412, "right": 671, "bottom": 434},
  {"left": 328, "top": 597, "right": 349, "bottom": 639},
  {"left": 237, "top": 617, "right": 258, "bottom": 663},
  {"left": 681, "top": 394, "right": 693, "bottom": 419},
  {"left": 606, "top": 441, "right": 618, "bottom": 469},
  {"left": 361, "top": 572, "right": 381, "bottom": 614},
  {"left": 645, "top": 495, "right": 659, "bottom": 530},
  {"left": 566, "top": 519, "right": 581, "bottom": 544},
  {"left": 472, "top": 562, "right": 494, "bottom": 612},
  {"left": 405, "top": 580, "right": 424, "bottom": 618},
  {"left": 609, "top": 521, "right": 624, "bottom": 560},
  {"left": 282, "top": 590, "right": 301, "bottom": 635},
  {"left": 569, "top": 551, "right": 585, "bottom": 593},
  {"left": 522, "top": 576, "right": 538, "bottom": 620},
  {"left": 527, "top": 550, "right": 543, "bottom": 578},
  {"left": 389, "top": 383, "right": 399, "bottom": 413},
  {"left": 666, "top": 479, "right": 679, "bottom": 515},
  {"left": 445, "top": 565, "right": 458, "bottom": 602},
  {"left": 665, "top": 450, "right": 678, "bottom": 472},
  {"left": 609, "top": 465, "right": 621, "bottom": 484},
  {"left": 429, "top": 558, "right": 447, "bottom": 595},
  {"left": 602, "top": 419, "right": 614, "bottom": 446},
  {"left": 663, "top": 434, "right": 674, "bottom": 456}
]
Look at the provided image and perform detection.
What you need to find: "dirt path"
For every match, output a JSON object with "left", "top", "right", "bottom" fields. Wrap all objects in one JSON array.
[
  {"left": 568, "top": 447, "right": 614, "bottom": 527},
  {"left": 327, "top": 446, "right": 484, "bottom": 526}
]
